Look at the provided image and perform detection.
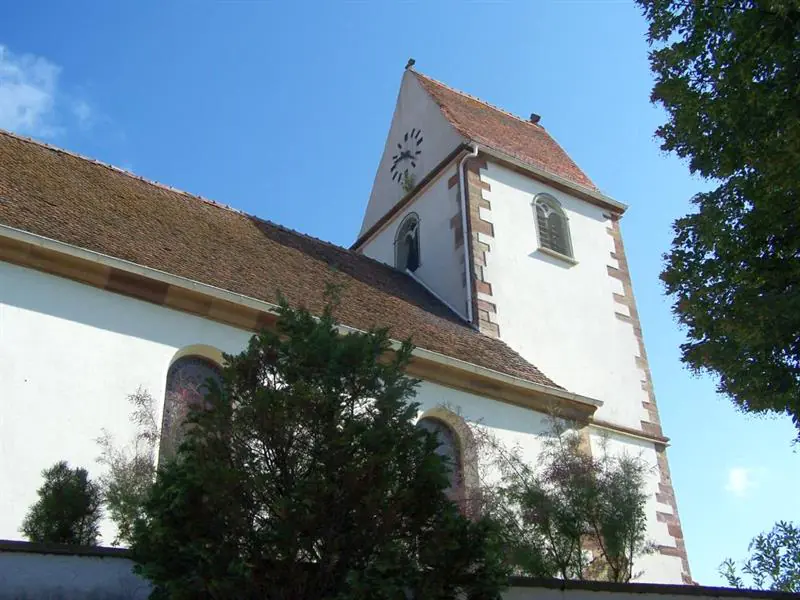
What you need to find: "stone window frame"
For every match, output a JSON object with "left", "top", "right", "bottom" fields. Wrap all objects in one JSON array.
[
  {"left": 159, "top": 352, "right": 222, "bottom": 463},
  {"left": 416, "top": 416, "right": 464, "bottom": 496},
  {"left": 532, "top": 193, "right": 576, "bottom": 263},
  {"left": 415, "top": 407, "right": 480, "bottom": 517},
  {"left": 394, "top": 212, "right": 421, "bottom": 272}
]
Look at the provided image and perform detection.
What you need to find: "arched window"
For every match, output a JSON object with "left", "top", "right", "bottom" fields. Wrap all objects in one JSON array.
[
  {"left": 534, "top": 194, "right": 573, "bottom": 258},
  {"left": 417, "top": 417, "right": 462, "bottom": 497},
  {"left": 160, "top": 356, "right": 222, "bottom": 460},
  {"left": 395, "top": 213, "right": 420, "bottom": 272}
]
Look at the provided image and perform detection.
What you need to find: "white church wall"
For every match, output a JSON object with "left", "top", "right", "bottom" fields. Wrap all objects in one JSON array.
[
  {"left": 416, "top": 383, "right": 683, "bottom": 583},
  {"left": 0, "top": 261, "right": 251, "bottom": 545},
  {"left": 415, "top": 380, "right": 552, "bottom": 467},
  {"left": 478, "top": 161, "right": 649, "bottom": 431},
  {"left": 0, "top": 259, "right": 680, "bottom": 582},
  {"left": 360, "top": 70, "right": 464, "bottom": 235},
  {"left": 360, "top": 164, "right": 468, "bottom": 318},
  {"left": 587, "top": 430, "right": 684, "bottom": 584}
]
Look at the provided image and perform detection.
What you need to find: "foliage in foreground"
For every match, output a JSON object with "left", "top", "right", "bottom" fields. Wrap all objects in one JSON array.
[
  {"left": 636, "top": 0, "right": 800, "bottom": 437},
  {"left": 21, "top": 460, "right": 102, "bottom": 546},
  {"left": 96, "top": 388, "right": 160, "bottom": 546},
  {"left": 471, "top": 418, "right": 653, "bottom": 582},
  {"left": 720, "top": 521, "right": 800, "bottom": 592},
  {"left": 131, "top": 299, "right": 507, "bottom": 599}
]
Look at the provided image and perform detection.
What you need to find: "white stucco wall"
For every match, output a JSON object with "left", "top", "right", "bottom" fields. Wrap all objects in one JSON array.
[
  {"left": 0, "top": 261, "right": 252, "bottom": 544},
  {"left": 360, "top": 164, "right": 468, "bottom": 317},
  {"left": 478, "top": 161, "right": 649, "bottom": 430},
  {"left": 360, "top": 71, "right": 464, "bottom": 235},
  {"left": 417, "top": 381, "right": 682, "bottom": 584},
  {"left": 1, "top": 260, "right": 681, "bottom": 582},
  {"left": 415, "top": 380, "right": 551, "bottom": 466},
  {"left": 587, "top": 430, "right": 684, "bottom": 584}
]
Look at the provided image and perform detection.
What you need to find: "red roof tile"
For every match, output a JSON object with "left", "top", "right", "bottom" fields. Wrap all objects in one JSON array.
[
  {"left": 414, "top": 72, "right": 597, "bottom": 190},
  {"left": 0, "top": 130, "right": 561, "bottom": 389}
]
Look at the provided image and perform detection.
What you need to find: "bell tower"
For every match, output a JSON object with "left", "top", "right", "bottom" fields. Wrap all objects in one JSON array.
[{"left": 353, "top": 65, "right": 693, "bottom": 584}]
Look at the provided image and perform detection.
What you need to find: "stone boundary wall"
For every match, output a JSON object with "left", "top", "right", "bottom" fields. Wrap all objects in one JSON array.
[{"left": 1, "top": 540, "right": 793, "bottom": 600}]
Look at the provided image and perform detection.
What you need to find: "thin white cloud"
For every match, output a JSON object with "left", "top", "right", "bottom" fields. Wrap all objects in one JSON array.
[
  {"left": 725, "top": 467, "right": 758, "bottom": 498},
  {"left": 71, "top": 98, "right": 93, "bottom": 129},
  {"left": 0, "top": 44, "right": 104, "bottom": 139},
  {"left": 0, "top": 45, "right": 61, "bottom": 136}
]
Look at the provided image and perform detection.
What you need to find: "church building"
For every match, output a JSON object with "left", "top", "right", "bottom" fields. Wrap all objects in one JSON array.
[{"left": 0, "top": 66, "right": 691, "bottom": 584}]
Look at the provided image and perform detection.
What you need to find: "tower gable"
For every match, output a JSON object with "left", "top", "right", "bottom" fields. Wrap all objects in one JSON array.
[{"left": 360, "top": 69, "right": 464, "bottom": 236}]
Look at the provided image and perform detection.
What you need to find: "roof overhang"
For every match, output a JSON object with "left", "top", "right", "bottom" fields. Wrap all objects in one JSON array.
[
  {"left": 477, "top": 143, "right": 628, "bottom": 214},
  {"left": 0, "top": 222, "right": 600, "bottom": 419}
]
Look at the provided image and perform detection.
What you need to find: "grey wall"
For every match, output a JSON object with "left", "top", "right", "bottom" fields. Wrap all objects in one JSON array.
[
  {"left": 0, "top": 543, "right": 790, "bottom": 600},
  {"left": 0, "top": 546, "right": 150, "bottom": 600}
]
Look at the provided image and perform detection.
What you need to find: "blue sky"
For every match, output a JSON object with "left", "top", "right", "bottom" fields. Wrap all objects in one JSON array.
[{"left": 2, "top": 0, "right": 798, "bottom": 585}]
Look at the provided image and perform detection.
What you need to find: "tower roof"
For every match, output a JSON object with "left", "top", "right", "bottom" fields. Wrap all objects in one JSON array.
[{"left": 413, "top": 71, "right": 597, "bottom": 191}]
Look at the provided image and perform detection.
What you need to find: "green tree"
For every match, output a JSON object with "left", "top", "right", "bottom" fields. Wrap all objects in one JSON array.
[
  {"left": 21, "top": 461, "right": 102, "bottom": 546},
  {"left": 130, "top": 299, "right": 507, "bottom": 600},
  {"left": 96, "top": 388, "right": 160, "bottom": 546},
  {"left": 720, "top": 521, "right": 800, "bottom": 591},
  {"left": 472, "top": 419, "right": 652, "bottom": 582},
  {"left": 636, "top": 0, "right": 800, "bottom": 435}
]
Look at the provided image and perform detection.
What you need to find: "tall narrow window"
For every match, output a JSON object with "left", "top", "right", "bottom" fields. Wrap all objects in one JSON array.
[
  {"left": 534, "top": 194, "right": 573, "bottom": 258},
  {"left": 395, "top": 213, "right": 420, "bottom": 272},
  {"left": 160, "top": 356, "right": 221, "bottom": 460},
  {"left": 417, "top": 417, "right": 462, "bottom": 497}
]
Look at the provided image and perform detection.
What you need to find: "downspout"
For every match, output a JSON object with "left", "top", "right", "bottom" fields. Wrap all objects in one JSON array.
[{"left": 458, "top": 144, "right": 479, "bottom": 326}]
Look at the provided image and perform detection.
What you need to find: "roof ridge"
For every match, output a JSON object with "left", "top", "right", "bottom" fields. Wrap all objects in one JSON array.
[
  {"left": 0, "top": 128, "right": 471, "bottom": 325},
  {"left": 412, "top": 70, "right": 546, "bottom": 133},
  {"left": 0, "top": 128, "right": 244, "bottom": 217},
  {"left": 410, "top": 70, "right": 599, "bottom": 192}
]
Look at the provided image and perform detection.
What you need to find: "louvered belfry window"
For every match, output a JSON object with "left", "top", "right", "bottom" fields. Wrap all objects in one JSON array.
[{"left": 535, "top": 195, "right": 572, "bottom": 258}]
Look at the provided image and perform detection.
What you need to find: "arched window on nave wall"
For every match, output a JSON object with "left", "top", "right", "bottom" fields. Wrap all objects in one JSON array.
[{"left": 159, "top": 356, "right": 222, "bottom": 461}]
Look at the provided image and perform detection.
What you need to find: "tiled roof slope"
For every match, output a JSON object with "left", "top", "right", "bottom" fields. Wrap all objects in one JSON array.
[
  {"left": 414, "top": 72, "right": 597, "bottom": 191},
  {"left": 0, "top": 130, "right": 560, "bottom": 388}
]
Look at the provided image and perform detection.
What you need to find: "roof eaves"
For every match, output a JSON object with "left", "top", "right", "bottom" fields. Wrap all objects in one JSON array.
[
  {"left": 477, "top": 144, "right": 628, "bottom": 213},
  {"left": 0, "top": 221, "right": 573, "bottom": 397}
]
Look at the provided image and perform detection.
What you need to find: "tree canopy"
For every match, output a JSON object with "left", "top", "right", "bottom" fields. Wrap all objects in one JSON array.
[
  {"left": 131, "top": 299, "right": 507, "bottom": 600},
  {"left": 21, "top": 461, "right": 102, "bottom": 546},
  {"left": 472, "top": 419, "right": 652, "bottom": 582},
  {"left": 636, "top": 0, "right": 800, "bottom": 435},
  {"left": 95, "top": 388, "right": 160, "bottom": 547},
  {"left": 721, "top": 521, "right": 800, "bottom": 592}
]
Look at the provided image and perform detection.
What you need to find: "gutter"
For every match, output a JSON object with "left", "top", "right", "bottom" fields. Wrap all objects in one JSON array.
[
  {"left": 409, "top": 344, "right": 603, "bottom": 411},
  {"left": 0, "top": 223, "right": 276, "bottom": 316}
]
